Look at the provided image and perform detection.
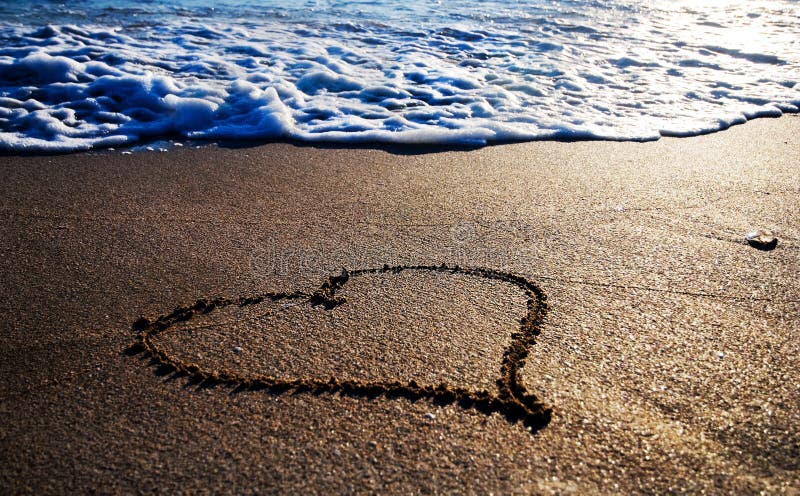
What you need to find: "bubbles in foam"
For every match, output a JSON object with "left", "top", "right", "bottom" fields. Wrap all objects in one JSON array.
[{"left": 0, "top": 0, "right": 798, "bottom": 152}]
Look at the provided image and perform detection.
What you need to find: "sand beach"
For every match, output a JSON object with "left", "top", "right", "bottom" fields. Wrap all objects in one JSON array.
[{"left": 0, "top": 116, "right": 798, "bottom": 493}]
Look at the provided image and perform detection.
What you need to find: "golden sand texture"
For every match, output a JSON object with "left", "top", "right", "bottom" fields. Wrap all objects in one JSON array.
[{"left": 0, "top": 116, "right": 797, "bottom": 494}]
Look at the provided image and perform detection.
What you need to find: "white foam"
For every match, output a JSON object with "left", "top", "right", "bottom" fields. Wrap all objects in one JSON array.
[{"left": 0, "top": 0, "right": 799, "bottom": 152}]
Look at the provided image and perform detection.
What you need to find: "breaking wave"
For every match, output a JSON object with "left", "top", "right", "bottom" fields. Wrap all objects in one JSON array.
[{"left": 0, "top": 0, "right": 798, "bottom": 152}]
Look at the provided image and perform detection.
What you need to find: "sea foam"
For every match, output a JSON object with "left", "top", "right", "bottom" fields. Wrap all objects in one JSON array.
[{"left": 0, "top": 0, "right": 798, "bottom": 152}]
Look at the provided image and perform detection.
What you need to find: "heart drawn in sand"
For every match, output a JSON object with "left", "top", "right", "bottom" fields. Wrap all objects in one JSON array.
[{"left": 128, "top": 264, "right": 552, "bottom": 431}]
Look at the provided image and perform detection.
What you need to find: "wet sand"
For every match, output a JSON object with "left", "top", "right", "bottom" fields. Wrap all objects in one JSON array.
[{"left": 1, "top": 116, "right": 798, "bottom": 493}]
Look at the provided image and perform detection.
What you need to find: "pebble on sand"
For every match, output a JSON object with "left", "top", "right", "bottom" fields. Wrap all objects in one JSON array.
[
  {"left": 233, "top": 346, "right": 242, "bottom": 354},
  {"left": 745, "top": 229, "right": 778, "bottom": 250}
]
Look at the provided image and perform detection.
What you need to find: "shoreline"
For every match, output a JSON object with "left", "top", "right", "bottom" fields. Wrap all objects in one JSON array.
[
  {"left": 3, "top": 112, "right": 798, "bottom": 158},
  {"left": 1, "top": 115, "right": 798, "bottom": 493}
]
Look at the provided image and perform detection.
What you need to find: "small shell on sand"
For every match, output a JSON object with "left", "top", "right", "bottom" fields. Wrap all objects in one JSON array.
[{"left": 745, "top": 229, "right": 778, "bottom": 250}]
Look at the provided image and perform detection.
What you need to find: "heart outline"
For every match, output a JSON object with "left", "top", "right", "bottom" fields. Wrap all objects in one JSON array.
[{"left": 129, "top": 264, "right": 552, "bottom": 432}]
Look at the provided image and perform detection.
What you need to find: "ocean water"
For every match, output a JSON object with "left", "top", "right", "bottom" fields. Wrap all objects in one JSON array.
[{"left": 0, "top": 0, "right": 798, "bottom": 152}]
